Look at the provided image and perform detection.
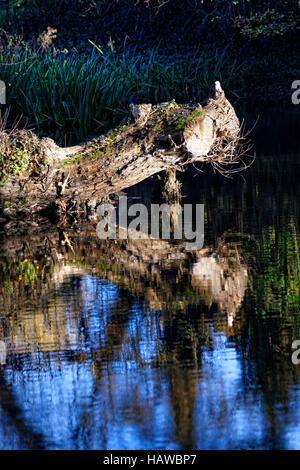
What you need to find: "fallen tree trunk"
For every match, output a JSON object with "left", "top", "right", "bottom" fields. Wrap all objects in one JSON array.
[{"left": 0, "top": 82, "right": 241, "bottom": 214}]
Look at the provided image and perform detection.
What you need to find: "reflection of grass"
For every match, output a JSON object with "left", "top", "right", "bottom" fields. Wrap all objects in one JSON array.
[
  {"left": 17, "top": 259, "right": 38, "bottom": 286},
  {"left": 68, "top": 259, "right": 110, "bottom": 272},
  {"left": 244, "top": 221, "right": 300, "bottom": 328},
  {"left": 0, "top": 252, "right": 42, "bottom": 295},
  {"left": 184, "top": 285, "right": 195, "bottom": 297}
]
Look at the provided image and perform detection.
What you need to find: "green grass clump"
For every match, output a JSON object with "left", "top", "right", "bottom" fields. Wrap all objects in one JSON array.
[
  {"left": 0, "top": 144, "right": 31, "bottom": 182},
  {"left": 0, "top": 129, "right": 42, "bottom": 184}
]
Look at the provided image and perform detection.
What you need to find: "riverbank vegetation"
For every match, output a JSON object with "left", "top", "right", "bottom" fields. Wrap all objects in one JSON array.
[
  {"left": 0, "top": 0, "right": 299, "bottom": 197},
  {"left": 0, "top": 0, "right": 299, "bottom": 142}
]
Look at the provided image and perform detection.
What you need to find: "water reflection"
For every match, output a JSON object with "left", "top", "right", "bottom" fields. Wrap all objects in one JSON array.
[{"left": 0, "top": 110, "right": 299, "bottom": 449}]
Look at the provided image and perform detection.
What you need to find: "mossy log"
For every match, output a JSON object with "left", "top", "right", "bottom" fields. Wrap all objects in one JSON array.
[{"left": 0, "top": 82, "right": 240, "bottom": 215}]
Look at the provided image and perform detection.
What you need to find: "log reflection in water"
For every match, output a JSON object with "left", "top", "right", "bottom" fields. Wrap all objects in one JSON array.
[
  {"left": 0, "top": 221, "right": 248, "bottom": 354},
  {"left": 0, "top": 222, "right": 248, "bottom": 449}
]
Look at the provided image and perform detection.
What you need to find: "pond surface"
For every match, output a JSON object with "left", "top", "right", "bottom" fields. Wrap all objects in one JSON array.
[{"left": 0, "top": 109, "right": 299, "bottom": 450}]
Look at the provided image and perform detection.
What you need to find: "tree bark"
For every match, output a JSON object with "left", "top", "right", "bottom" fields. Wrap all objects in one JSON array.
[{"left": 1, "top": 82, "right": 240, "bottom": 214}]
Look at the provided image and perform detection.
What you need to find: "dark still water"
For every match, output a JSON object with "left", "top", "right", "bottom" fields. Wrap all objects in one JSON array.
[{"left": 0, "top": 109, "right": 299, "bottom": 450}]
